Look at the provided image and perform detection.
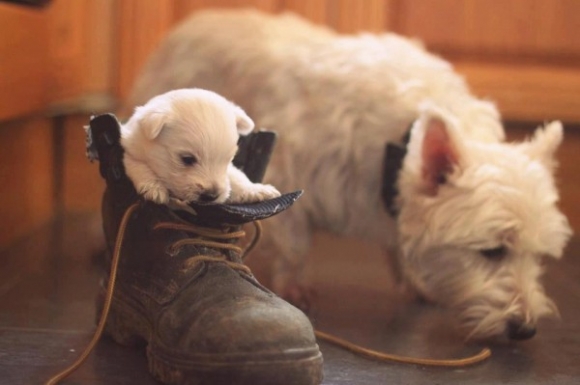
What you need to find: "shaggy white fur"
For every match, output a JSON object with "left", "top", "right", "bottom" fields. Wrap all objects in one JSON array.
[
  {"left": 122, "top": 88, "right": 280, "bottom": 204},
  {"left": 125, "top": 10, "right": 572, "bottom": 340}
]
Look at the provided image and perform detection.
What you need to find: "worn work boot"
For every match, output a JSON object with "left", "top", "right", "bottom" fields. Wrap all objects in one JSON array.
[{"left": 88, "top": 114, "right": 323, "bottom": 385}]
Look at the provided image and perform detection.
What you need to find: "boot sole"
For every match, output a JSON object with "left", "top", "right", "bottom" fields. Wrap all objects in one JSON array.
[{"left": 97, "top": 289, "right": 324, "bottom": 385}]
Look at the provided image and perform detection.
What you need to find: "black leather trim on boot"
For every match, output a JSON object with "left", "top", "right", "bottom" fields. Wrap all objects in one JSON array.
[
  {"left": 89, "top": 113, "right": 323, "bottom": 385},
  {"left": 233, "top": 130, "right": 277, "bottom": 183},
  {"left": 182, "top": 190, "right": 303, "bottom": 226}
]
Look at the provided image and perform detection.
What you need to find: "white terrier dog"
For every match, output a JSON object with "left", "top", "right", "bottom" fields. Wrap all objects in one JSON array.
[
  {"left": 125, "top": 10, "right": 572, "bottom": 340},
  {"left": 121, "top": 88, "right": 280, "bottom": 204}
]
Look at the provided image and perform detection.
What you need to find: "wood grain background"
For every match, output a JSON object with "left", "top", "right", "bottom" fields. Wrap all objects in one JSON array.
[{"left": 1, "top": 0, "right": 579, "bottom": 248}]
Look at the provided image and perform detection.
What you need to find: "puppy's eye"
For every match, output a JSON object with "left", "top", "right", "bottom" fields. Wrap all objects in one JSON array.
[
  {"left": 180, "top": 154, "right": 197, "bottom": 166},
  {"left": 480, "top": 246, "right": 508, "bottom": 260}
]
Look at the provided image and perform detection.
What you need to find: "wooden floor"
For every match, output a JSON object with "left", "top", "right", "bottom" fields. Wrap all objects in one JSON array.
[
  {"left": 0, "top": 207, "right": 579, "bottom": 385},
  {"left": 1, "top": 123, "right": 579, "bottom": 384}
]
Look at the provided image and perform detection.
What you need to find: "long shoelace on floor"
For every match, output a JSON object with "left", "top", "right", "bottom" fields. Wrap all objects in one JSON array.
[
  {"left": 45, "top": 202, "right": 261, "bottom": 385},
  {"left": 313, "top": 331, "right": 490, "bottom": 366},
  {"left": 46, "top": 201, "right": 490, "bottom": 384},
  {"left": 45, "top": 202, "right": 140, "bottom": 385}
]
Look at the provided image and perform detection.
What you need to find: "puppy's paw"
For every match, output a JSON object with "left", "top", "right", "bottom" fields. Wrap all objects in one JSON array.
[
  {"left": 251, "top": 183, "right": 281, "bottom": 200},
  {"left": 138, "top": 181, "right": 169, "bottom": 204},
  {"left": 229, "top": 183, "right": 281, "bottom": 203}
]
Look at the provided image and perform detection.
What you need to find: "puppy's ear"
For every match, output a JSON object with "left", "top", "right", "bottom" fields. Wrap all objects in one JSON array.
[
  {"left": 234, "top": 106, "right": 255, "bottom": 136},
  {"left": 421, "top": 118, "right": 460, "bottom": 195},
  {"left": 521, "top": 121, "right": 563, "bottom": 171},
  {"left": 140, "top": 110, "right": 167, "bottom": 140}
]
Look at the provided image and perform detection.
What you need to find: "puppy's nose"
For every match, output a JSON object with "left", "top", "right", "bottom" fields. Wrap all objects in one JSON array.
[
  {"left": 507, "top": 320, "right": 537, "bottom": 340},
  {"left": 198, "top": 191, "right": 219, "bottom": 202}
]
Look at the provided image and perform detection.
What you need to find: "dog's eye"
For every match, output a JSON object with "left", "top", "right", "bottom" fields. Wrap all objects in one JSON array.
[
  {"left": 436, "top": 174, "right": 447, "bottom": 185},
  {"left": 180, "top": 154, "right": 197, "bottom": 166},
  {"left": 480, "top": 246, "right": 508, "bottom": 260}
]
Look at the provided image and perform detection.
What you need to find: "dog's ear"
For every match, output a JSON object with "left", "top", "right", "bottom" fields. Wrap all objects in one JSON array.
[
  {"left": 521, "top": 121, "right": 563, "bottom": 171},
  {"left": 421, "top": 118, "right": 460, "bottom": 195},
  {"left": 141, "top": 111, "right": 167, "bottom": 140},
  {"left": 234, "top": 106, "right": 255, "bottom": 135}
]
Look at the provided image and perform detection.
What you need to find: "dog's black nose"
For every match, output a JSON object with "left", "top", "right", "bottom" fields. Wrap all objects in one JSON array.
[
  {"left": 199, "top": 192, "right": 219, "bottom": 202},
  {"left": 507, "top": 320, "right": 537, "bottom": 340}
]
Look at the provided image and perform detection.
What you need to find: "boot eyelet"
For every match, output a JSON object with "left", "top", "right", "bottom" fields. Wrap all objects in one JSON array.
[{"left": 166, "top": 245, "right": 180, "bottom": 256}]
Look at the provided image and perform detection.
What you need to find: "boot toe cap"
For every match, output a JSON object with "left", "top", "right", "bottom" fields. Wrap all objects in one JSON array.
[{"left": 160, "top": 294, "right": 317, "bottom": 356}]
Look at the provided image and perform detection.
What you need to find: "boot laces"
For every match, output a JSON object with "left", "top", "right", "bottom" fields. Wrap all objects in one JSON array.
[{"left": 153, "top": 220, "right": 262, "bottom": 275}]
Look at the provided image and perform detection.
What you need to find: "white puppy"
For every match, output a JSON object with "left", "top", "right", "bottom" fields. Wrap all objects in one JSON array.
[
  {"left": 121, "top": 88, "right": 280, "bottom": 204},
  {"left": 125, "top": 10, "right": 572, "bottom": 340}
]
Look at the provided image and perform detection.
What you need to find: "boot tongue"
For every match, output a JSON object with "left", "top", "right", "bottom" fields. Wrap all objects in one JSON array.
[{"left": 171, "top": 191, "right": 303, "bottom": 226}]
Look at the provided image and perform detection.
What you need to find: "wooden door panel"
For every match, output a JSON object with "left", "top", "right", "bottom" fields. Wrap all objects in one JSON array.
[
  {"left": 0, "top": 3, "right": 48, "bottom": 121},
  {"left": 396, "top": 0, "right": 580, "bottom": 60}
]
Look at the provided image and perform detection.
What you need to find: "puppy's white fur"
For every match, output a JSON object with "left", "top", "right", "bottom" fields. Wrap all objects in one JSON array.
[
  {"left": 122, "top": 88, "right": 280, "bottom": 204},
  {"left": 125, "top": 10, "right": 572, "bottom": 340}
]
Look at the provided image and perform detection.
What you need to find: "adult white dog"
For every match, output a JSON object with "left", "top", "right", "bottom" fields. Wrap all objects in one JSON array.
[
  {"left": 122, "top": 88, "right": 280, "bottom": 204},
  {"left": 126, "top": 9, "right": 572, "bottom": 340}
]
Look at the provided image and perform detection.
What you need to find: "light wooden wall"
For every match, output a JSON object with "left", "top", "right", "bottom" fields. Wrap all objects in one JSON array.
[
  {"left": 111, "top": 0, "right": 580, "bottom": 122},
  {"left": 46, "top": 0, "right": 116, "bottom": 112},
  {"left": 1, "top": 0, "right": 579, "bottom": 248},
  {"left": 3, "top": 0, "right": 580, "bottom": 119},
  {"left": 0, "top": 4, "right": 47, "bottom": 121},
  {"left": 0, "top": 0, "right": 112, "bottom": 248},
  {"left": 0, "top": 119, "right": 54, "bottom": 246},
  {"left": 2, "top": 0, "right": 579, "bottom": 121}
]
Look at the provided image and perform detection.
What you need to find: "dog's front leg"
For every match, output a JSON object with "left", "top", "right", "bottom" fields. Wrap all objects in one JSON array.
[
  {"left": 264, "top": 209, "right": 315, "bottom": 312},
  {"left": 227, "top": 165, "right": 281, "bottom": 203},
  {"left": 123, "top": 154, "right": 169, "bottom": 204},
  {"left": 382, "top": 247, "right": 420, "bottom": 301}
]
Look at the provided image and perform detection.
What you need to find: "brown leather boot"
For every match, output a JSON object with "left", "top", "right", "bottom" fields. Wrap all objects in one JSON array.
[{"left": 88, "top": 114, "right": 323, "bottom": 385}]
